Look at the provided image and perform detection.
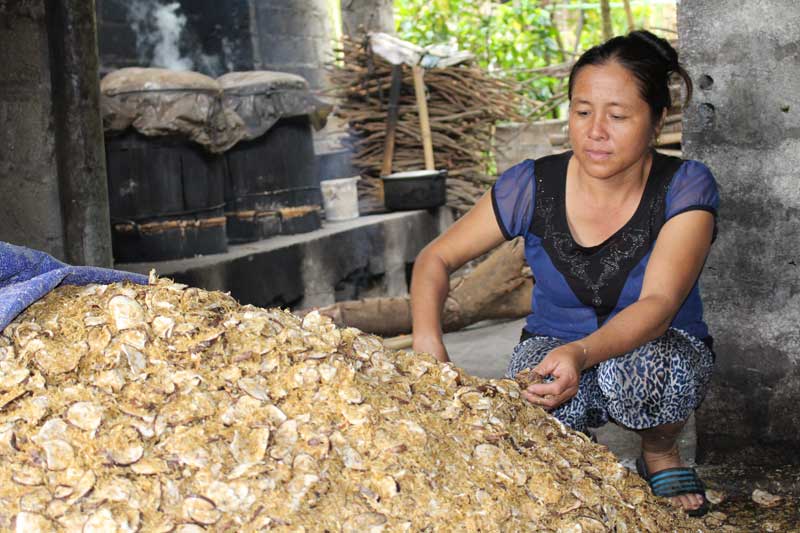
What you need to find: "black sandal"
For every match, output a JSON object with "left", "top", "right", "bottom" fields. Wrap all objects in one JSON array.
[{"left": 636, "top": 456, "right": 710, "bottom": 518}]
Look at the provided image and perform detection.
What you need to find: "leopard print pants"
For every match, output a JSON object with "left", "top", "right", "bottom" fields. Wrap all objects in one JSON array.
[{"left": 505, "top": 328, "right": 715, "bottom": 433}]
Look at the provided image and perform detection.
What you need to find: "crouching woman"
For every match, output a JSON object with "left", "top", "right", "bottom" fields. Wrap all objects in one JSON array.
[{"left": 410, "top": 30, "right": 718, "bottom": 517}]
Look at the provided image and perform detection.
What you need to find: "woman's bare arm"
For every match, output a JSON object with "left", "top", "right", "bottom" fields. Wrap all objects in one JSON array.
[{"left": 410, "top": 191, "right": 507, "bottom": 361}]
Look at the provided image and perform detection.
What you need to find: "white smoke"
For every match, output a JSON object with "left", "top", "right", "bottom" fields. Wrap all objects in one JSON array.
[
  {"left": 128, "top": 0, "right": 194, "bottom": 71},
  {"left": 152, "top": 3, "right": 193, "bottom": 70}
]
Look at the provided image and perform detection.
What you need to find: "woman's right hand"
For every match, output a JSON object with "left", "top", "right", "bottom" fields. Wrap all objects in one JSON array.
[{"left": 412, "top": 335, "right": 450, "bottom": 363}]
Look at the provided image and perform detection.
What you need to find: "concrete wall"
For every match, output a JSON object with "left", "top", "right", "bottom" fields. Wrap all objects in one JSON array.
[
  {"left": 96, "top": 0, "right": 336, "bottom": 89},
  {"left": 95, "top": 0, "right": 140, "bottom": 73},
  {"left": 251, "top": 0, "right": 335, "bottom": 90},
  {"left": 96, "top": 0, "right": 255, "bottom": 77},
  {"left": 679, "top": 1, "right": 800, "bottom": 464},
  {"left": 0, "top": 1, "right": 65, "bottom": 258},
  {"left": 341, "top": 0, "right": 394, "bottom": 37}
]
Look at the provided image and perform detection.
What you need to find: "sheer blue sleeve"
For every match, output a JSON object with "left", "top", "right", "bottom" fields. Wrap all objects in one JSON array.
[
  {"left": 491, "top": 160, "right": 536, "bottom": 239},
  {"left": 666, "top": 160, "right": 720, "bottom": 220}
]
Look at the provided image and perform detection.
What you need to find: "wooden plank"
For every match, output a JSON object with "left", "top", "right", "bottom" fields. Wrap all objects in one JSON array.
[
  {"left": 656, "top": 148, "right": 682, "bottom": 157},
  {"left": 656, "top": 131, "right": 682, "bottom": 146}
]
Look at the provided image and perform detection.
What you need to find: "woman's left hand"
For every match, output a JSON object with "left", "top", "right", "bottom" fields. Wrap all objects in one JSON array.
[{"left": 522, "top": 343, "right": 587, "bottom": 410}]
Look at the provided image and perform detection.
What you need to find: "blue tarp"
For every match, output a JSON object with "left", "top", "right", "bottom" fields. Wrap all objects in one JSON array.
[{"left": 0, "top": 242, "right": 148, "bottom": 331}]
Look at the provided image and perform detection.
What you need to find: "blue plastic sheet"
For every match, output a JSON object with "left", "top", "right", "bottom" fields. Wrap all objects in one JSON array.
[{"left": 0, "top": 242, "right": 148, "bottom": 331}]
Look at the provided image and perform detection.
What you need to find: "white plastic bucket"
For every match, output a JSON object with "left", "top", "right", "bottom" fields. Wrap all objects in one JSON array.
[{"left": 320, "top": 177, "right": 360, "bottom": 222}]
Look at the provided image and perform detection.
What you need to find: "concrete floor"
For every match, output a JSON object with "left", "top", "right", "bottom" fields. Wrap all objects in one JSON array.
[{"left": 440, "top": 318, "right": 697, "bottom": 472}]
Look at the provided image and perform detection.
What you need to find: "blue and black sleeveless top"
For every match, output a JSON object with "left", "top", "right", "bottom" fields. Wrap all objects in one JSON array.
[{"left": 491, "top": 150, "right": 720, "bottom": 342}]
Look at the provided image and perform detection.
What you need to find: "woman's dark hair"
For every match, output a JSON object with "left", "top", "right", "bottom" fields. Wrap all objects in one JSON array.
[{"left": 567, "top": 30, "right": 693, "bottom": 126}]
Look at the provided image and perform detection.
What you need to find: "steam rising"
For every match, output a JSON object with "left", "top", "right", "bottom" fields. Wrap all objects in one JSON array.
[{"left": 128, "top": 0, "right": 193, "bottom": 71}]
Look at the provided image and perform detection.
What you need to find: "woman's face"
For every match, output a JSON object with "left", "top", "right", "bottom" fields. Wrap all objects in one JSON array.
[{"left": 568, "top": 61, "right": 656, "bottom": 180}]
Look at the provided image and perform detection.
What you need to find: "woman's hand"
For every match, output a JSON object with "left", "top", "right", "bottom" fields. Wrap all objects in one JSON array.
[
  {"left": 523, "top": 343, "right": 587, "bottom": 410},
  {"left": 412, "top": 335, "right": 450, "bottom": 363}
]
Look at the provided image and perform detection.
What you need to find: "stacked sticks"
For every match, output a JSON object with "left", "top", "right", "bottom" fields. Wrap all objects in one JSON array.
[{"left": 327, "top": 37, "right": 528, "bottom": 214}]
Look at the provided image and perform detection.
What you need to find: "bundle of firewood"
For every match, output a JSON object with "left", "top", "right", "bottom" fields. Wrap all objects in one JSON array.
[{"left": 327, "top": 37, "right": 530, "bottom": 214}]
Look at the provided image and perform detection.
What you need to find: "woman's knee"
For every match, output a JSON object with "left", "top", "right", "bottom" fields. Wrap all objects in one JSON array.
[
  {"left": 596, "top": 329, "right": 714, "bottom": 425},
  {"left": 597, "top": 345, "right": 671, "bottom": 407}
]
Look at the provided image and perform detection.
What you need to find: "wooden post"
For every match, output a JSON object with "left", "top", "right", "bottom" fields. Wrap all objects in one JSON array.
[
  {"left": 549, "top": 8, "right": 566, "bottom": 63},
  {"left": 600, "top": 0, "right": 613, "bottom": 41},
  {"left": 380, "top": 64, "right": 403, "bottom": 177},
  {"left": 573, "top": 9, "right": 585, "bottom": 54},
  {"left": 623, "top": 0, "right": 635, "bottom": 31},
  {"left": 412, "top": 65, "right": 435, "bottom": 170}
]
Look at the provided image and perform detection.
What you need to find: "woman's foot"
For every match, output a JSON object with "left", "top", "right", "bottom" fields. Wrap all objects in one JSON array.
[{"left": 641, "top": 447, "right": 705, "bottom": 512}]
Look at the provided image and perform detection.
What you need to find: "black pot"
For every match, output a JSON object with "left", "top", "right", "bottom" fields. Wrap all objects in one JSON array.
[{"left": 381, "top": 169, "right": 447, "bottom": 211}]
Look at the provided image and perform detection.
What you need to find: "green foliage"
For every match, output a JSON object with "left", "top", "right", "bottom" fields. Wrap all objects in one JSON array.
[
  {"left": 395, "top": 0, "right": 565, "bottom": 106},
  {"left": 573, "top": 2, "right": 672, "bottom": 51},
  {"left": 394, "top": 0, "right": 675, "bottom": 117}
]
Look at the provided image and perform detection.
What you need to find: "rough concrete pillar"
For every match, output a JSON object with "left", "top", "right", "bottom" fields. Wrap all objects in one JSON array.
[
  {"left": 46, "top": 0, "right": 114, "bottom": 267},
  {"left": 679, "top": 1, "right": 800, "bottom": 464},
  {"left": 341, "top": 0, "right": 394, "bottom": 37},
  {"left": 0, "top": 1, "right": 113, "bottom": 266},
  {"left": 0, "top": 1, "right": 65, "bottom": 259}
]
